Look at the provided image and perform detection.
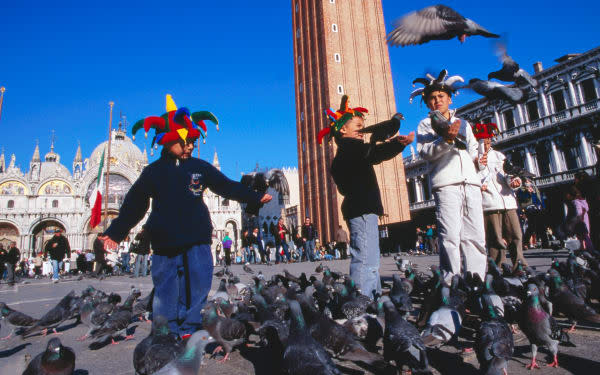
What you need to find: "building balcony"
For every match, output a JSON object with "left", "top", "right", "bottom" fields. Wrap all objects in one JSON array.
[
  {"left": 533, "top": 165, "right": 597, "bottom": 188},
  {"left": 409, "top": 199, "right": 435, "bottom": 211},
  {"left": 494, "top": 98, "right": 600, "bottom": 145}
]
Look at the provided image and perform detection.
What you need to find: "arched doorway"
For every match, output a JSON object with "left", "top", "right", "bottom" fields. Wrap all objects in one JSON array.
[
  {"left": 0, "top": 222, "right": 19, "bottom": 249},
  {"left": 225, "top": 220, "right": 239, "bottom": 251},
  {"left": 30, "top": 220, "right": 65, "bottom": 256}
]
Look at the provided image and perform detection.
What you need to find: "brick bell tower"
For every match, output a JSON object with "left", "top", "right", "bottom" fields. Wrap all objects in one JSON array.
[{"left": 292, "top": 0, "right": 411, "bottom": 242}]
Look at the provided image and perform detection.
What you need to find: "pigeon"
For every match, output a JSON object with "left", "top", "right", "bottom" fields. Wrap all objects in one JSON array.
[
  {"left": 476, "top": 294, "right": 514, "bottom": 375},
  {"left": 421, "top": 286, "right": 463, "bottom": 347},
  {"left": 315, "top": 263, "right": 324, "bottom": 274},
  {"left": 153, "top": 330, "right": 214, "bottom": 375},
  {"left": 488, "top": 45, "right": 539, "bottom": 88},
  {"left": 89, "top": 289, "right": 140, "bottom": 345},
  {"left": 0, "top": 302, "right": 38, "bottom": 340},
  {"left": 201, "top": 303, "right": 246, "bottom": 362},
  {"left": 214, "top": 267, "right": 227, "bottom": 278},
  {"left": 382, "top": 298, "right": 432, "bottom": 374},
  {"left": 342, "top": 313, "right": 384, "bottom": 352},
  {"left": 23, "top": 337, "right": 75, "bottom": 375},
  {"left": 468, "top": 78, "right": 527, "bottom": 104},
  {"left": 390, "top": 274, "right": 414, "bottom": 316},
  {"left": 22, "top": 291, "right": 77, "bottom": 338},
  {"left": 210, "top": 279, "right": 231, "bottom": 303},
  {"left": 133, "top": 316, "right": 183, "bottom": 375},
  {"left": 78, "top": 293, "right": 122, "bottom": 340},
  {"left": 132, "top": 289, "right": 154, "bottom": 322},
  {"left": 387, "top": 5, "right": 499, "bottom": 47},
  {"left": 518, "top": 283, "right": 559, "bottom": 369},
  {"left": 429, "top": 110, "right": 468, "bottom": 149},
  {"left": 503, "top": 158, "right": 535, "bottom": 182},
  {"left": 240, "top": 172, "right": 269, "bottom": 215},
  {"left": 243, "top": 263, "right": 255, "bottom": 274},
  {"left": 547, "top": 269, "right": 600, "bottom": 331},
  {"left": 358, "top": 113, "right": 404, "bottom": 144},
  {"left": 282, "top": 300, "right": 341, "bottom": 375}
]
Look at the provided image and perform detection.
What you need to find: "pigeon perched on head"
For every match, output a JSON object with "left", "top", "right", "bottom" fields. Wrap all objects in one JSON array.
[
  {"left": 23, "top": 337, "right": 75, "bottom": 375},
  {"left": 468, "top": 78, "right": 527, "bottom": 104},
  {"left": 22, "top": 291, "right": 77, "bottom": 338},
  {"left": 0, "top": 302, "right": 38, "bottom": 340},
  {"left": 358, "top": 113, "right": 404, "bottom": 144},
  {"left": 488, "top": 44, "right": 539, "bottom": 88},
  {"left": 387, "top": 5, "right": 499, "bottom": 47},
  {"left": 133, "top": 316, "right": 183, "bottom": 375},
  {"left": 153, "top": 330, "right": 214, "bottom": 375}
]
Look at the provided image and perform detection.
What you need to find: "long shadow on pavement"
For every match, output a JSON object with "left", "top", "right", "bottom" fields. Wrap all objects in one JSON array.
[{"left": 0, "top": 342, "right": 31, "bottom": 358}]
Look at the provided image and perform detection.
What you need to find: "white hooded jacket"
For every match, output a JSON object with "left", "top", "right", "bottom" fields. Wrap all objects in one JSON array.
[
  {"left": 417, "top": 111, "right": 481, "bottom": 189},
  {"left": 478, "top": 149, "right": 518, "bottom": 211}
]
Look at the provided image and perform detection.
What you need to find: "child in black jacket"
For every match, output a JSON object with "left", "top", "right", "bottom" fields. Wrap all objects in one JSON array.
[{"left": 101, "top": 95, "right": 271, "bottom": 336}]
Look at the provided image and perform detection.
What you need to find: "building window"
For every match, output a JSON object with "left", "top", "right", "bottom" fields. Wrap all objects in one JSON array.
[
  {"left": 332, "top": 24, "right": 338, "bottom": 32},
  {"left": 296, "top": 28, "right": 300, "bottom": 38},
  {"left": 526, "top": 100, "right": 540, "bottom": 121},
  {"left": 481, "top": 117, "right": 492, "bottom": 125},
  {"left": 7, "top": 200, "right": 14, "bottom": 209},
  {"left": 503, "top": 109, "right": 515, "bottom": 130},
  {"left": 304, "top": 173, "right": 308, "bottom": 185},
  {"left": 581, "top": 78, "right": 598, "bottom": 102},
  {"left": 300, "top": 112, "right": 304, "bottom": 121},
  {"left": 551, "top": 90, "right": 566, "bottom": 112},
  {"left": 52, "top": 199, "right": 59, "bottom": 208},
  {"left": 302, "top": 141, "right": 306, "bottom": 152},
  {"left": 298, "top": 55, "right": 302, "bottom": 65},
  {"left": 295, "top": 3, "right": 298, "bottom": 12},
  {"left": 334, "top": 53, "right": 341, "bottom": 62},
  {"left": 221, "top": 198, "right": 229, "bottom": 207},
  {"left": 407, "top": 179, "right": 416, "bottom": 204},
  {"left": 422, "top": 177, "right": 431, "bottom": 200},
  {"left": 337, "top": 85, "right": 344, "bottom": 94},
  {"left": 534, "top": 142, "right": 552, "bottom": 176},
  {"left": 299, "top": 82, "right": 303, "bottom": 93}
]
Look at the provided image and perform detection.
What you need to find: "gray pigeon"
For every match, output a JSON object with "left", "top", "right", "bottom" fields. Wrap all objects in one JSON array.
[
  {"left": 243, "top": 263, "right": 254, "bottom": 274},
  {"left": 89, "top": 289, "right": 140, "bottom": 345},
  {"left": 210, "top": 279, "right": 231, "bottom": 303},
  {"left": 23, "top": 337, "right": 75, "bottom": 375},
  {"left": 476, "top": 294, "right": 514, "bottom": 375},
  {"left": 518, "top": 283, "right": 559, "bottom": 369},
  {"left": 153, "top": 330, "right": 214, "bottom": 375},
  {"left": 133, "top": 316, "right": 183, "bottom": 375},
  {"left": 382, "top": 298, "right": 432, "bottom": 374},
  {"left": 390, "top": 274, "right": 414, "bottom": 317},
  {"left": 468, "top": 78, "right": 526, "bottom": 104},
  {"left": 283, "top": 300, "right": 341, "bottom": 375},
  {"left": 358, "top": 113, "right": 404, "bottom": 144},
  {"left": 488, "top": 45, "right": 539, "bottom": 88},
  {"left": 201, "top": 303, "right": 246, "bottom": 362},
  {"left": 421, "top": 286, "right": 463, "bottom": 347},
  {"left": 22, "top": 291, "right": 77, "bottom": 338},
  {"left": 387, "top": 5, "right": 499, "bottom": 47},
  {"left": 0, "top": 302, "right": 38, "bottom": 340}
]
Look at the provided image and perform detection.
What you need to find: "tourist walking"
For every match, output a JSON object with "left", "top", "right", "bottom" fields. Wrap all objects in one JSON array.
[
  {"left": 43, "top": 229, "right": 71, "bottom": 283},
  {"left": 335, "top": 225, "right": 349, "bottom": 260},
  {"left": 221, "top": 231, "right": 233, "bottom": 266},
  {"left": 301, "top": 217, "right": 318, "bottom": 262},
  {"left": 5, "top": 241, "right": 20, "bottom": 286}
]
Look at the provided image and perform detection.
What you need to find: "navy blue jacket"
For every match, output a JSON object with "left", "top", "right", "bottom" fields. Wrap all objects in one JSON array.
[{"left": 105, "top": 152, "right": 263, "bottom": 256}]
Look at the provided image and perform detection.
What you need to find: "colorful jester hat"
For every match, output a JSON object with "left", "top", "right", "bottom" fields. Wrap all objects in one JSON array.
[
  {"left": 318, "top": 95, "right": 369, "bottom": 144},
  {"left": 409, "top": 69, "right": 464, "bottom": 104},
  {"left": 472, "top": 122, "right": 499, "bottom": 140},
  {"left": 131, "top": 94, "right": 219, "bottom": 149}
]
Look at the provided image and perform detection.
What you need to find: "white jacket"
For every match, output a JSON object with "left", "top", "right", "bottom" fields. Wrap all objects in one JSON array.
[
  {"left": 417, "top": 112, "right": 481, "bottom": 189},
  {"left": 478, "top": 149, "right": 518, "bottom": 211}
]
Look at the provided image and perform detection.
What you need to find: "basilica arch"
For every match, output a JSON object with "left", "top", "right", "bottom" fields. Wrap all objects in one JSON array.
[
  {"left": 0, "top": 221, "right": 19, "bottom": 249},
  {"left": 29, "top": 218, "right": 67, "bottom": 256}
]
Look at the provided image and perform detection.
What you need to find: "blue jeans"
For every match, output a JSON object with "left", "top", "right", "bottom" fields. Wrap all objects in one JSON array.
[
  {"left": 304, "top": 239, "right": 315, "bottom": 261},
  {"left": 134, "top": 254, "right": 148, "bottom": 277},
  {"left": 121, "top": 252, "right": 131, "bottom": 273},
  {"left": 151, "top": 245, "right": 213, "bottom": 336},
  {"left": 51, "top": 259, "right": 63, "bottom": 281},
  {"left": 244, "top": 246, "right": 255, "bottom": 263},
  {"left": 348, "top": 213, "right": 381, "bottom": 297},
  {"left": 295, "top": 245, "right": 304, "bottom": 261},
  {"left": 276, "top": 241, "right": 290, "bottom": 263}
]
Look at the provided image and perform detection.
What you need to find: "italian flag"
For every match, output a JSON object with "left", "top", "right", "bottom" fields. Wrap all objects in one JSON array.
[{"left": 89, "top": 148, "right": 105, "bottom": 228}]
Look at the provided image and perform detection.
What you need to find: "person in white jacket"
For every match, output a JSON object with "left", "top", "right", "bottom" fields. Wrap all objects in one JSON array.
[
  {"left": 414, "top": 70, "right": 487, "bottom": 281},
  {"left": 474, "top": 124, "right": 527, "bottom": 270}
]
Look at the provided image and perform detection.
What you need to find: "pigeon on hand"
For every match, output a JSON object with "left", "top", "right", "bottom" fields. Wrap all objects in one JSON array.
[
  {"left": 518, "top": 283, "right": 560, "bottom": 369},
  {"left": 0, "top": 302, "right": 38, "bottom": 340},
  {"left": 503, "top": 159, "right": 535, "bottom": 181},
  {"left": 133, "top": 316, "right": 183, "bottom": 375},
  {"left": 23, "top": 337, "right": 75, "bottom": 375},
  {"left": 239, "top": 172, "right": 269, "bottom": 216},
  {"left": 468, "top": 78, "right": 527, "bottom": 104},
  {"left": 429, "top": 110, "right": 468, "bottom": 149},
  {"left": 387, "top": 5, "right": 499, "bottom": 47},
  {"left": 22, "top": 291, "right": 78, "bottom": 338},
  {"left": 153, "top": 330, "right": 214, "bottom": 375},
  {"left": 358, "top": 113, "right": 403, "bottom": 144},
  {"left": 489, "top": 44, "right": 539, "bottom": 88}
]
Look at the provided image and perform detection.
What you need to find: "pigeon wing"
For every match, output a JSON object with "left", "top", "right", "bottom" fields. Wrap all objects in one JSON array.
[{"left": 387, "top": 5, "right": 466, "bottom": 46}]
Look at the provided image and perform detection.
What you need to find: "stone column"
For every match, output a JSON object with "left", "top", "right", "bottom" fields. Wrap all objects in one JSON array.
[
  {"left": 550, "top": 139, "right": 563, "bottom": 173},
  {"left": 567, "top": 79, "right": 578, "bottom": 107},
  {"left": 516, "top": 104, "right": 525, "bottom": 125},
  {"left": 414, "top": 178, "right": 423, "bottom": 202},
  {"left": 580, "top": 132, "right": 593, "bottom": 166},
  {"left": 494, "top": 110, "right": 502, "bottom": 131},
  {"left": 524, "top": 147, "right": 534, "bottom": 174},
  {"left": 538, "top": 85, "right": 549, "bottom": 116}
]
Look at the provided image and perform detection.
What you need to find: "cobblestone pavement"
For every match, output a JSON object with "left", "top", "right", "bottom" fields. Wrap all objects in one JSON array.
[{"left": 1, "top": 249, "right": 599, "bottom": 374}]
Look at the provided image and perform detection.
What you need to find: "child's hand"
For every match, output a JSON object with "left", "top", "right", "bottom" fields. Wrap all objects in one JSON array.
[
  {"left": 444, "top": 120, "right": 461, "bottom": 141},
  {"left": 260, "top": 194, "right": 272, "bottom": 203},
  {"left": 395, "top": 131, "right": 415, "bottom": 145},
  {"left": 99, "top": 235, "right": 118, "bottom": 251}
]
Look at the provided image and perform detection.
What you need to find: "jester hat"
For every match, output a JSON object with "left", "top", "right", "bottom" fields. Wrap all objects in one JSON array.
[
  {"left": 131, "top": 94, "right": 219, "bottom": 148},
  {"left": 318, "top": 95, "right": 368, "bottom": 144},
  {"left": 409, "top": 69, "right": 464, "bottom": 104},
  {"left": 472, "top": 122, "right": 499, "bottom": 140}
]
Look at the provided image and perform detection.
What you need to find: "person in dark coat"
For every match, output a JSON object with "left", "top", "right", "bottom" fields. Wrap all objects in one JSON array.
[
  {"left": 93, "top": 234, "right": 109, "bottom": 277},
  {"left": 0, "top": 244, "right": 6, "bottom": 281},
  {"left": 301, "top": 217, "right": 318, "bottom": 262},
  {"left": 271, "top": 218, "right": 290, "bottom": 264},
  {"left": 131, "top": 226, "right": 151, "bottom": 277},
  {"left": 335, "top": 225, "right": 349, "bottom": 259},
  {"left": 5, "top": 241, "right": 20, "bottom": 285},
  {"left": 43, "top": 229, "right": 71, "bottom": 283}
]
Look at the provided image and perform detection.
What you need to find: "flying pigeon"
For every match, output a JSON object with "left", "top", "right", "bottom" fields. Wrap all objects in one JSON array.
[
  {"left": 387, "top": 5, "right": 499, "bottom": 47},
  {"left": 0, "top": 302, "right": 38, "bottom": 340},
  {"left": 468, "top": 78, "right": 527, "bottom": 104},
  {"left": 23, "top": 338, "right": 76, "bottom": 375},
  {"left": 489, "top": 45, "right": 539, "bottom": 88}
]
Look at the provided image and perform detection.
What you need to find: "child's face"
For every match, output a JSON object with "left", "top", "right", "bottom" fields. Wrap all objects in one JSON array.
[
  {"left": 339, "top": 116, "right": 365, "bottom": 141},
  {"left": 426, "top": 91, "right": 452, "bottom": 115},
  {"left": 167, "top": 139, "right": 196, "bottom": 159}
]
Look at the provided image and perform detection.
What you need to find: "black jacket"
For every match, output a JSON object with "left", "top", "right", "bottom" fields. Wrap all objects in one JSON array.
[
  {"left": 132, "top": 230, "right": 151, "bottom": 255},
  {"left": 330, "top": 137, "right": 406, "bottom": 220},
  {"left": 301, "top": 224, "right": 317, "bottom": 241},
  {"left": 6, "top": 246, "right": 20, "bottom": 265},
  {"left": 105, "top": 152, "right": 263, "bottom": 256},
  {"left": 93, "top": 238, "right": 106, "bottom": 261},
  {"left": 270, "top": 224, "right": 289, "bottom": 245},
  {"left": 44, "top": 235, "right": 71, "bottom": 261}
]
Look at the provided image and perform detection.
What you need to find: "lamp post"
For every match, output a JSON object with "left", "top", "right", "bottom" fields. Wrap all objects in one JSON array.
[
  {"left": 103, "top": 101, "right": 114, "bottom": 231},
  {"left": 0, "top": 87, "right": 5, "bottom": 122}
]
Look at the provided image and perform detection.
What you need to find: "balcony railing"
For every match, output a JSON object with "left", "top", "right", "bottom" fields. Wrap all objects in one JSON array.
[
  {"left": 494, "top": 97, "right": 600, "bottom": 144},
  {"left": 533, "top": 165, "right": 597, "bottom": 188},
  {"left": 409, "top": 199, "right": 435, "bottom": 211}
]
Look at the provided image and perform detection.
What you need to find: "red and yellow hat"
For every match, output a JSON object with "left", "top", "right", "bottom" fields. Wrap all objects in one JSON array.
[
  {"left": 472, "top": 122, "right": 499, "bottom": 140},
  {"left": 131, "top": 94, "right": 219, "bottom": 148},
  {"left": 318, "top": 95, "right": 368, "bottom": 144}
]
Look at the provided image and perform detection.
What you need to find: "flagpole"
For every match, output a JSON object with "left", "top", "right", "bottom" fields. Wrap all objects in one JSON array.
[
  {"left": 0, "top": 87, "right": 5, "bottom": 122},
  {"left": 103, "top": 101, "right": 114, "bottom": 231}
]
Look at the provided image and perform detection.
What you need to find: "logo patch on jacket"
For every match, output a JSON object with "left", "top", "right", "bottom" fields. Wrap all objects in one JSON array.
[{"left": 188, "top": 173, "right": 205, "bottom": 196}]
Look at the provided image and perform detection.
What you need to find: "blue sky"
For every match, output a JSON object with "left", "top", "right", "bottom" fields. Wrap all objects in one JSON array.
[{"left": 0, "top": 0, "right": 597, "bottom": 179}]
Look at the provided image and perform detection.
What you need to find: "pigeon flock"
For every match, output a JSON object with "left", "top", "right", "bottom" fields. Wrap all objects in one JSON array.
[{"left": 4, "top": 249, "right": 600, "bottom": 374}]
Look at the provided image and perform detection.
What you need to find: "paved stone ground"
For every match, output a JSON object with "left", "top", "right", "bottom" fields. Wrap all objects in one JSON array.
[{"left": 1, "top": 249, "right": 600, "bottom": 374}]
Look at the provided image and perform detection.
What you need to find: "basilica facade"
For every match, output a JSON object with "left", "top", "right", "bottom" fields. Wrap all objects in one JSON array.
[{"left": 0, "top": 127, "right": 243, "bottom": 258}]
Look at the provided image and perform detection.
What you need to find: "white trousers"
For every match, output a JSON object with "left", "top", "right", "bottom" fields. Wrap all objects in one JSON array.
[{"left": 434, "top": 183, "right": 487, "bottom": 281}]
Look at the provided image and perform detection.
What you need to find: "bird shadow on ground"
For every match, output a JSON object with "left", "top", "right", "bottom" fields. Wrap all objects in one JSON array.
[
  {"left": 428, "top": 348, "right": 479, "bottom": 375},
  {"left": 557, "top": 351, "right": 600, "bottom": 373},
  {"left": 524, "top": 252, "right": 567, "bottom": 259},
  {"left": 87, "top": 325, "right": 139, "bottom": 351},
  {"left": 0, "top": 342, "right": 31, "bottom": 358},
  {"left": 73, "top": 370, "right": 89, "bottom": 375},
  {"left": 237, "top": 345, "right": 282, "bottom": 374}
]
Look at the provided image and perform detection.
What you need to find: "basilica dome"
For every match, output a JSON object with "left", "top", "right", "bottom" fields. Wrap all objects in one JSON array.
[{"left": 88, "top": 129, "right": 147, "bottom": 171}]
